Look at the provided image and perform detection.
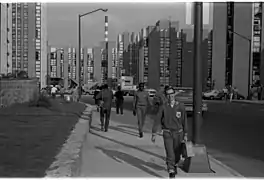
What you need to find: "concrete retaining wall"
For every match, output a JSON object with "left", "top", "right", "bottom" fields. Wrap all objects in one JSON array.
[{"left": 0, "top": 79, "right": 39, "bottom": 107}]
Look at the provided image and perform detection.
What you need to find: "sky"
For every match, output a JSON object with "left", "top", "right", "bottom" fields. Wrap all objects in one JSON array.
[{"left": 47, "top": 2, "right": 212, "bottom": 48}]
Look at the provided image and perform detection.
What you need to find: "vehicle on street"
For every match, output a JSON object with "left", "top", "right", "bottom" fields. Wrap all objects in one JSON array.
[
  {"left": 203, "top": 89, "right": 220, "bottom": 100},
  {"left": 213, "top": 91, "right": 245, "bottom": 100},
  {"left": 174, "top": 87, "right": 208, "bottom": 116},
  {"left": 145, "top": 88, "right": 157, "bottom": 98}
]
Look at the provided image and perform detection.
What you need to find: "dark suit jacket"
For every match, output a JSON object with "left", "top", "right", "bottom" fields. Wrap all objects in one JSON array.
[{"left": 96, "top": 88, "right": 113, "bottom": 109}]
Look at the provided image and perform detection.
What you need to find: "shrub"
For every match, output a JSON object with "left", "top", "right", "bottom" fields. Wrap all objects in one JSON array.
[{"left": 28, "top": 93, "right": 51, "bottom": 108}]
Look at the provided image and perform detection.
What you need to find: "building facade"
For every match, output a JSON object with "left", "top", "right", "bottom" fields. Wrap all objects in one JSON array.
[
  {"left": 0, "top": 3, "right": 47, "bottom": 88},
  {"left": 147, "top": 19, "right": 180, "bottom": 89},
  {"left": 47, "top": 46, "right": 96, "bottom": 87},
  {"left": 181, "top": 27, "right": 210, "bottom": 90},
  {"left": 0, "top": 3, "right": 11, "bottom": 75},
  {"left": 212, "top": 2, "right": 261, "bottom": 97}
]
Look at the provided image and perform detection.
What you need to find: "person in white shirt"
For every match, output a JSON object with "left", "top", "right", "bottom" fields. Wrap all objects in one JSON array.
[{"left": 51, "top": 85, "right": 57, "bottom": 99}]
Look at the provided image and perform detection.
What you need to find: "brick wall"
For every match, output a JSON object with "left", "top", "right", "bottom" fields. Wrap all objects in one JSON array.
[{"left": 0, "top": 79, "right": 39, "bottom": 107}]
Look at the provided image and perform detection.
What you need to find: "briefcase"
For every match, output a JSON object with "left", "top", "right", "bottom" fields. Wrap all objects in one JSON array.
[
  {"left": 181, "top": 141, "right": 195, "bottom": 158},
  {"left": 181, "top": 143, "right": 212, "bottom": 173}
]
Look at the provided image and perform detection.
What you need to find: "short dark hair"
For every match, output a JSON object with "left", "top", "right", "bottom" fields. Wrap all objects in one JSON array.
[
  {"left": 165, "top": 86, "right": 175, "bottom": 95},
  {"left": 139, "top": 83, "right": 144, "bottom": 87}
]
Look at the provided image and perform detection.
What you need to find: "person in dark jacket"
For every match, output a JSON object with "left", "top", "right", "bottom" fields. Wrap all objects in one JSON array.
[
  {"left": 151, "top": 87, "right": 188, "bottom": 178},
  {"left": 96, "top": 84, "right": 114, "bottom": 132},
  {"left": 94, "top": 86, "right": 101, "bottom": 112},
  {"left": 114, "top": 85, "right": 124, "bottom": 115},
  {"left": 133, "top": 82, "right": 152, "bottom": 138}
]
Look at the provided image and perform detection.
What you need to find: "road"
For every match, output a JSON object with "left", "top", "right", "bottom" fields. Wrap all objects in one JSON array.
[{"left": 82, "top": 95, "right": 264, "bottom": 177}]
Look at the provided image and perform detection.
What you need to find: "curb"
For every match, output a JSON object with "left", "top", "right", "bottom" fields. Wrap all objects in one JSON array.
[
  {"left": 44, "top": 103, "right": 93, "bottom": 177},
  {"left": 208, "top": 155, "right": 244, "bottom": 177},
  {"left": 232, "top": 100, "right": 264, "bottom": 105}
]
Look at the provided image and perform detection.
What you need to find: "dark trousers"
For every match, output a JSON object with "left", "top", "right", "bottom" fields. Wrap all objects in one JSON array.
[
  {"left": 136, "top": 106, "right": 147, "bottom": 133},
  {"left": 163, "top": 130, "right": 183, "bottom": 173},
  {"left": 100, "top": 107, "right": 111, "bottom": 131},
  {"left": 116, "top": 100, "right": 124, "bottom": 114}
]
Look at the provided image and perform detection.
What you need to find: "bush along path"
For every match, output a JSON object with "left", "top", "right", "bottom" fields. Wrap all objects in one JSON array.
[{"left": 0, "top": 98, "right": 87, "bottom": 177}]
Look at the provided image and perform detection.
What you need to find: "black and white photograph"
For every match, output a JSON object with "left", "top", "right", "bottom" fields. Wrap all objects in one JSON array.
[{"left": 0, "top": 0, "right": 263, "bottom": 178}]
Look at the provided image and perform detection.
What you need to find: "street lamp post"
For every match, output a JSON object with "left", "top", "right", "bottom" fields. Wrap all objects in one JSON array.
[
  {"left": 192, "top": 2, "right": 203, "bottom": 145},
  {"left": 228, "top": 30, "right": 252, "bottom": 100},
  {"left": 78, "top": 8, "right": 108, "bottom": 101}
]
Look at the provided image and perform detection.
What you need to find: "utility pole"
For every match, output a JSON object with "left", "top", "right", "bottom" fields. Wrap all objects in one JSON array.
[
  {"left": 77, "top": 8, "right": 108, "bottom": 100},
  {"left": 192, "top": 2, "right": 203, "bottom": 145}
]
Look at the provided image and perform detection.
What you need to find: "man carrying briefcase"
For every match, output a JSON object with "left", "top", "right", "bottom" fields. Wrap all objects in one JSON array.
[{"left": 151, "top": 87, "right": 188, "bottom": 178}]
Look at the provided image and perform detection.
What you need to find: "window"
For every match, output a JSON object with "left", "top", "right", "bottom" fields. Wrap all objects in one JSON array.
[{"left": 254, "top": 41, "right": 260, "bottom": 48}]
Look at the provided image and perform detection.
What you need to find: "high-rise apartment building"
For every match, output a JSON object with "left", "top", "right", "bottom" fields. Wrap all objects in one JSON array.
[
  {"left": 147, "top": 19, "right": 180, "bottom": 89},
  {"left": 212, "top": 2, "right": 264, "bottom": 97},
  {"left": 0, "top": 3, "right": 11, "bottom": 75},
  {"left": 0, "top": 3, "right": 47, "bottom": 88},
  {"left": 112, "top": 47, "right": 118, "bottom": 79},
  {"left": 181, "top": 27, "right": 210, "bottom": 90},
  {"left": 120, "top": 31, "right": 130, "bottom": 76},
  {"left": 47, "top": 46, "right": 95, "bottom": 87},
  {"left": 100, "top": 41, "right": 116, "bottom": 84},
  {"left": 137, "top": 26, "right": 155, "bottom": 85}
]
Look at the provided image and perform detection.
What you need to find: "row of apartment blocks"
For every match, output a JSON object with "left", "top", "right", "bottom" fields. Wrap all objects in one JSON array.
[
  {"left": 47, "top": 41, "right": 119, "bottom": 88},
  {"left": 118, "top": 20, "right": 213, "bottom": 90},
  {"left": 0, "top": 3, "right": 48, "bottom": 88},
  {"left": 47, "top": 20, "right": 212, "bottom": 91}
]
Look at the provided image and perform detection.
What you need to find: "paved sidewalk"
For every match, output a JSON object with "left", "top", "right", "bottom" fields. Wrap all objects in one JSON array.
[{"left": 80, "top": 110, "right": 243, "bottom": 178}]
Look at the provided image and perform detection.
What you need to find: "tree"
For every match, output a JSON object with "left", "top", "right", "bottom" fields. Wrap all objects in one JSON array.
[{"left": 17, "top": 71, "right": 28, "bottom": 79}]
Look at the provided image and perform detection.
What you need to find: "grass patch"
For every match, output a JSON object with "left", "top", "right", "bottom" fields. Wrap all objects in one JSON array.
[{"left": 0, "top": 99, "right": 86, "bottom": 177}]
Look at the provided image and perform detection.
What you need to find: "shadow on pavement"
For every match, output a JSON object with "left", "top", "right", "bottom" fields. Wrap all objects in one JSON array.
[
  {"left": 90, "top": 131, "right": 165, "bottom": 161},
  {"left": 95, "top": 146, "right": 165, "bottom": 177},
  {"left": 117, "top": 125, "right": 139, "bottom": 131},
  {"left": 108, "top": 126, "right": 139, "bottom": 137}
]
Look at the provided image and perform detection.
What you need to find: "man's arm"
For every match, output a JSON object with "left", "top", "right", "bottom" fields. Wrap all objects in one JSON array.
[
  {"left": 111, "top": 91, "right": 114, "bottom": 99},
  {"left": 133, "top": 91, "right": 137, "bottom": 110},
  {"left": 152, "top": 105, "right": 164, "bottom": 135},
  {"left": 181, "top": 103, "right": 188, "bottom": 137}
]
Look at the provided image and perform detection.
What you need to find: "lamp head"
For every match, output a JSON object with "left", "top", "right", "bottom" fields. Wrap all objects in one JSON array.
[{"left": 102, "top": 8, "right": 108, "bottom": 12}]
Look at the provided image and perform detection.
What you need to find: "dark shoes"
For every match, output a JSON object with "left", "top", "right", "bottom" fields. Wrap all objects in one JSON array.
[
  {"left": 169, "top": 173, "right": 175, "bottom": 178},
  {"left": 139, "top": 132, "right": 143, "bottom": 138},
  {"left": 168, "top": 169, "right": 177, "bottom": 178}
]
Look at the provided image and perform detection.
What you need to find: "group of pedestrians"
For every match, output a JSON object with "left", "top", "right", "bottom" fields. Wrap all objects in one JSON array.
[
  {"left": 223, "top": 85, "right": 238, "bottom": 102},
  {"left": 94, "top": 82, "right": 189, "bottom": 178}
]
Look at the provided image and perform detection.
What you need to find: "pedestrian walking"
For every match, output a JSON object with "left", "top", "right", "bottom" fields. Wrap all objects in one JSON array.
[
  {"left": 60, "top": 86, "right": 65, "bottom": 99},
  {"left": 223, "top": 86, "right": 228, "bottom": 101},
  {"left": 151, "top": 87, "right": 188, "bottom": 178},
  {"left": 114, "top": 85, "right": 124, "bottom": 115},
  {"left": 133, "top": 82, "right": 152, "bottom": 138},
  {"left": 229, "top": 86, "right": 234, "bottom": 102},
  {"left": 51, "top": 85, "right": 57, "bottom": 99},
  {"left": 96, "top": 84, "right": 114, "bottom": 132},
  {"left": 94, "top": 86, "right": 101, "bottom": 112},
  {"left": 72, "top": 86, "right": 79, "bottom": 102}
]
